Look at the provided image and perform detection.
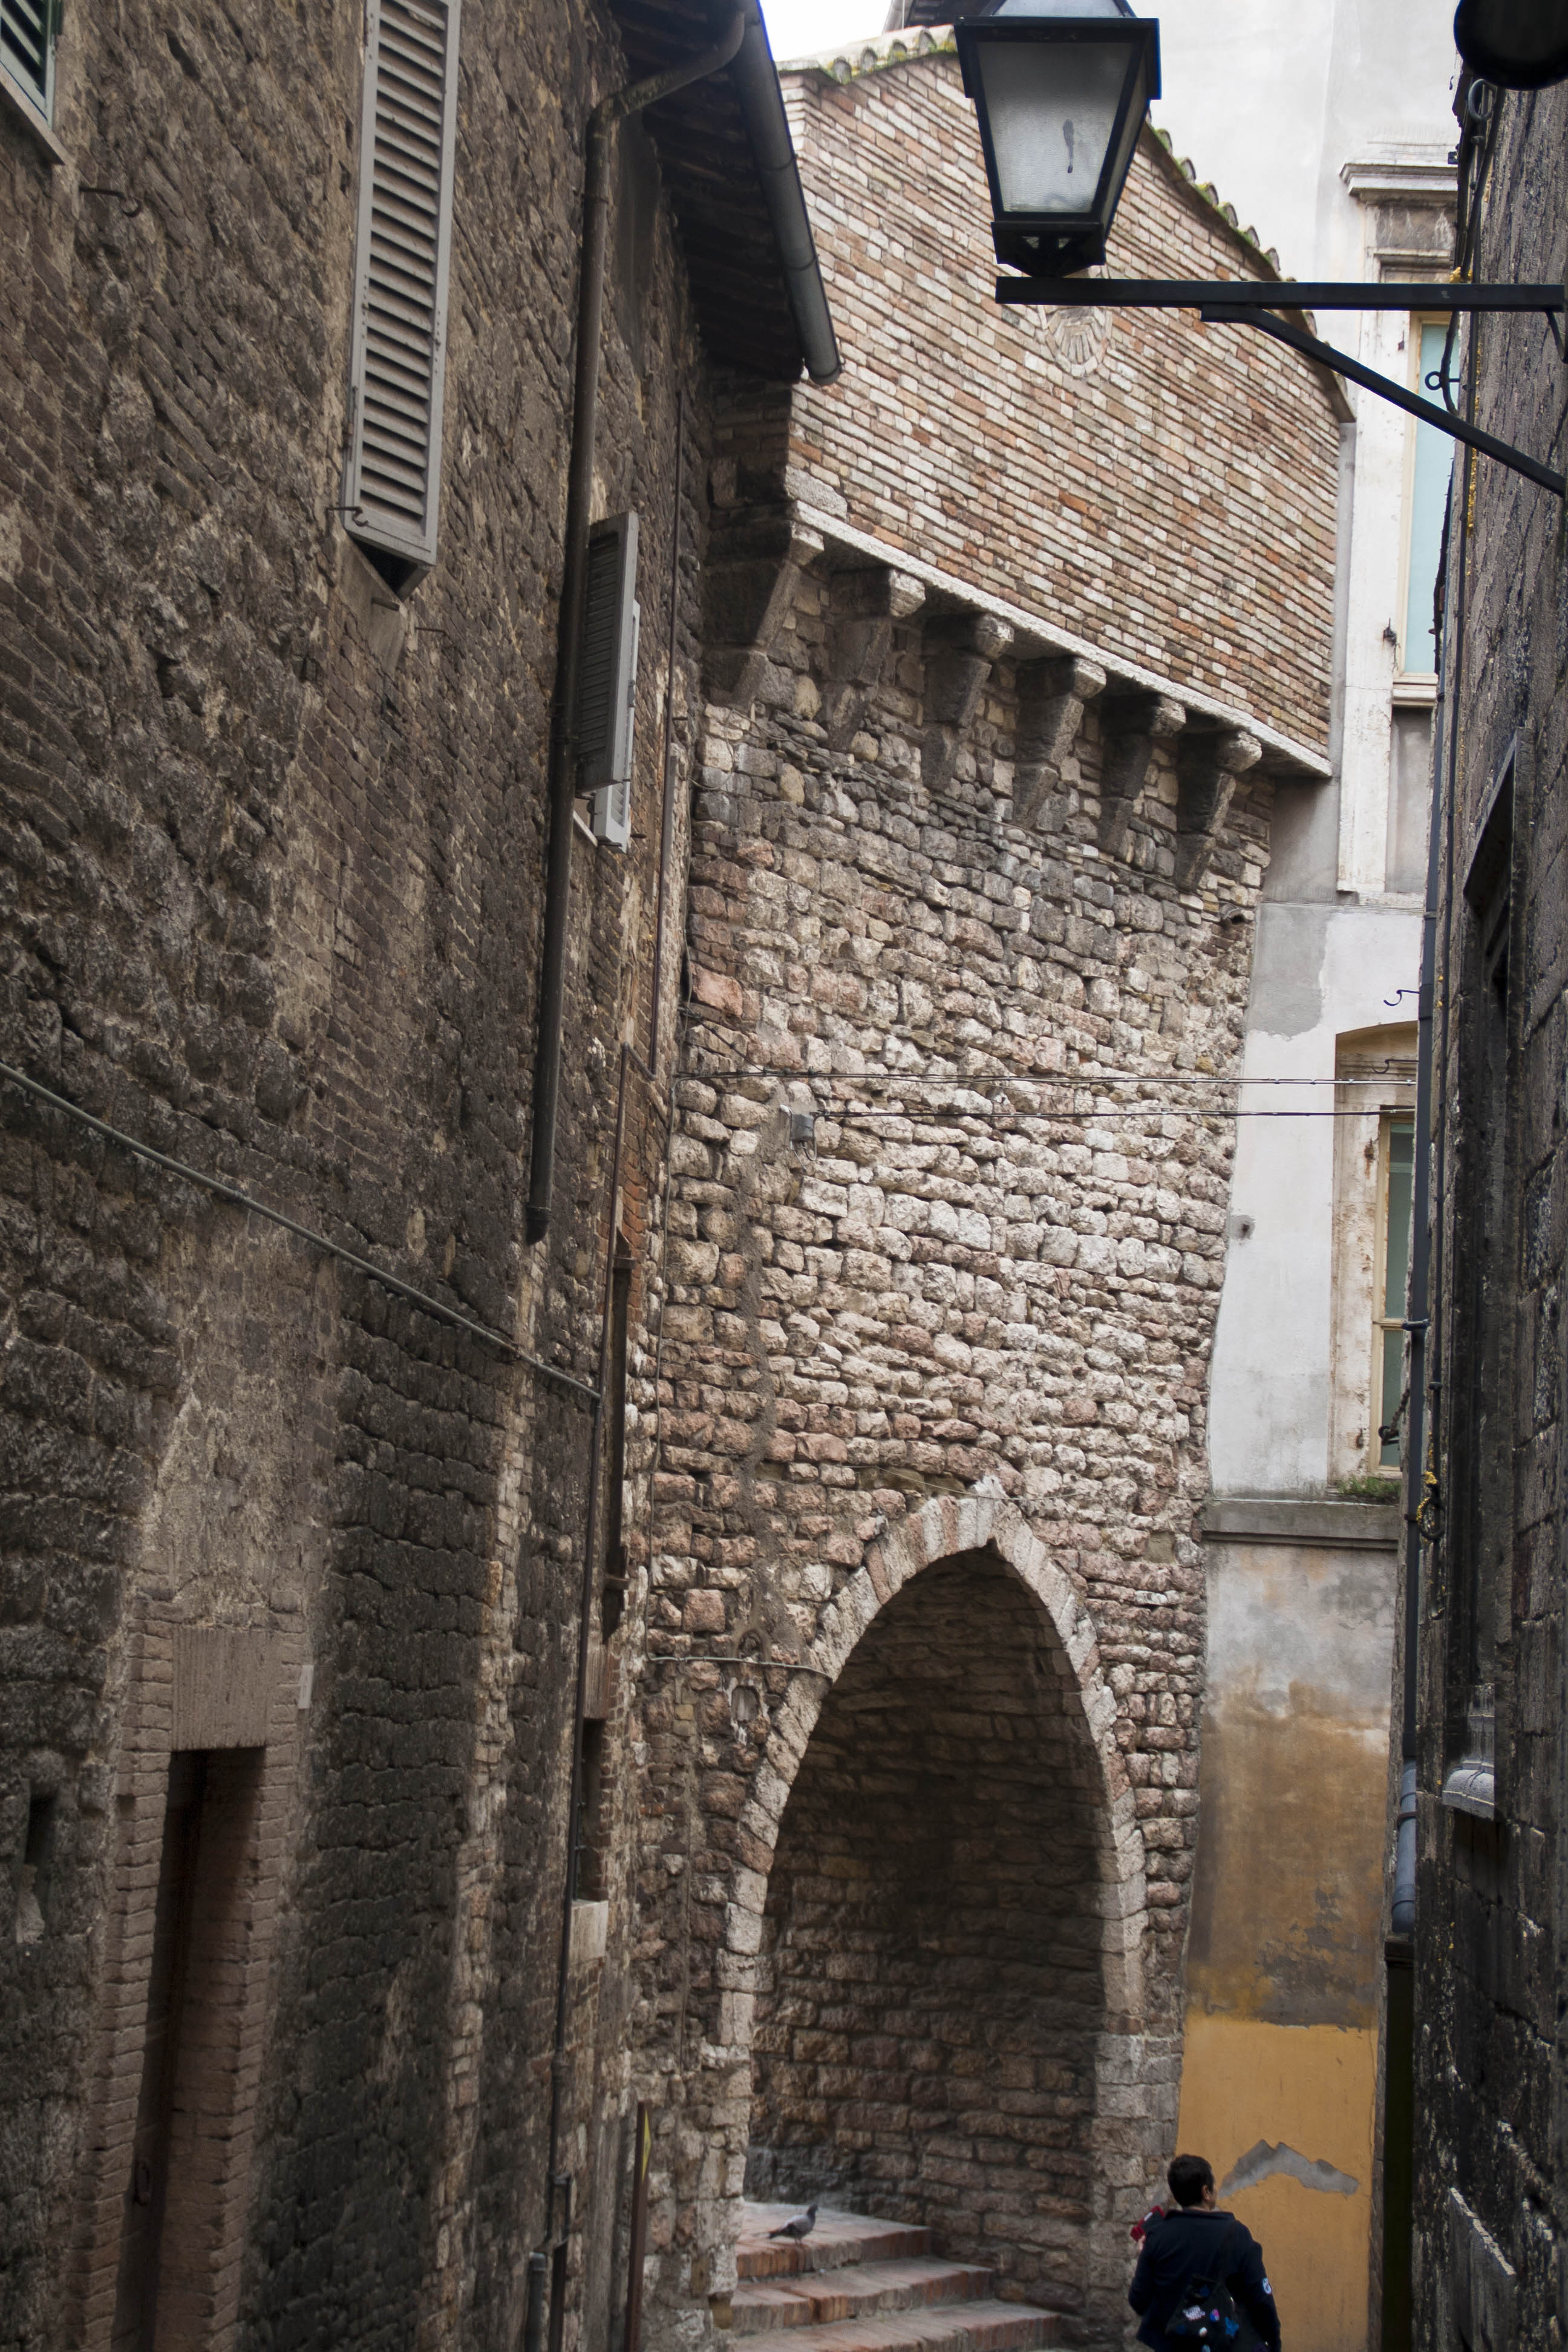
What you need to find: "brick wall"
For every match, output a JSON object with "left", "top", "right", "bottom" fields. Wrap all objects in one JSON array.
[{"left": 775, "top": 41, "right": 1339, "bottom": 753}]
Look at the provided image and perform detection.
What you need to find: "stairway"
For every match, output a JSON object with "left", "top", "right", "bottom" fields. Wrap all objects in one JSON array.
[{"left": 732, "top": 2203, "right": 1060, "bottom": 2352}]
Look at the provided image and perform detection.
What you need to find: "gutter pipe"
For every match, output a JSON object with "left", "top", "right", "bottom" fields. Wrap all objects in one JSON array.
[
  {"left": 526, "top": 5, "right": 838, "bottom": 1243},
  {"left": 728, "top": 3, "right": 843, "bottom": 386}
]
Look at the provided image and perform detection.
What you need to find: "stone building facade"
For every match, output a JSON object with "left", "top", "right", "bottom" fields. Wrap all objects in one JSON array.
[
  {"left": 1400, "top": 64, "right": 1568, "bottom": 2352},
  {"left": 626, "top": 31, "right": 1344, "bottom": 2351},
  {"left": 0, "top": 5, "right": 825, "bottom": 2352}
]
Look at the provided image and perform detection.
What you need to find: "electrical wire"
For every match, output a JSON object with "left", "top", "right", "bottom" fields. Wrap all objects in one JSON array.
[{"left": 0, "top": 1057, "right": 600, "bottom": 1404}]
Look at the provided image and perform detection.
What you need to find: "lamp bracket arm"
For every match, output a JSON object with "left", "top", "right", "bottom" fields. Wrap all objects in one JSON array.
[
  {"left": 1201, "top": 304, "right": 1564, "bottom": 497},
  {"left": 996, "top": 278, "right": 1564, "bottom": 316}
]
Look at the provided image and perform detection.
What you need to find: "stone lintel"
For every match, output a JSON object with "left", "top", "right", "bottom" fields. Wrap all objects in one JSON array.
[{"left": 1199, "top": 1494, "right": 1401, "bottom": 1549}]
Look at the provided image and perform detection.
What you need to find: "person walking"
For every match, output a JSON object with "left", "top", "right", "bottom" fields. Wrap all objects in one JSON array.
[{"left": 1129, "top": 2154, "right": 1282, "bottom": 2350}]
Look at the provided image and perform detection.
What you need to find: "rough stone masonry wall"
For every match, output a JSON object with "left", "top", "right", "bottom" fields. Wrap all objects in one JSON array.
[
  {"left": 632, "top": 584, "right": 1284, "bottom": 2347},
  {"left": 1411, "top": 77, "right": 1568, "bottom": 2352},
  {"left": 0, "top": 5, "right": 715, "bottom": 2351},
  {"left": 777, "top": 46, "right": 1338, "bottom": 748}
]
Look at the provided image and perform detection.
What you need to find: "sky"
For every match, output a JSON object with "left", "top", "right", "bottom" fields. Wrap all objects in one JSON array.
[{"left": 762, "top": 0, "right": 886, "bottom": 61}]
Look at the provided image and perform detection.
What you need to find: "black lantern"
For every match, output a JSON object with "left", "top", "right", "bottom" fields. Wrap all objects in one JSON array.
[
  {"left": 1454, "top": 0, "right": 1568, "bottom": 87},
  {"left": 955, "top": 0, "right": 1161, "bottom": 276}
]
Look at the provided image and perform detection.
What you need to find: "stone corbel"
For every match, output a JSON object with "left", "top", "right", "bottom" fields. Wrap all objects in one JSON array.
[
  {"left": 1174, "top": 728, "right": 1263, "bottom": 888},
  {"left": 820, "top": 566, "right": 926, "bottom": 750},
  {"left": 1097, "top": 692, "right": 1186, "bottom": 861},
  {"left": 921, "top": 610, "right": 1014, "bottom": 789},
  {"left": 1013, "top": 654, "right": 1108, "bottom": 828},
  {"left": 702, "top": 512, "right": 825, "bottom": 710}
]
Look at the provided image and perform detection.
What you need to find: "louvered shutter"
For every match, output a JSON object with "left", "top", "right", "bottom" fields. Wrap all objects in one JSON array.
[
  {"left": 1, "top": 0, "right": 57, "bottom": 119},
  {"left": 343, "top": 0, "right": 461, "bottom": 587},
  {"left": 580, "top": 514, "right": 640, "bottom": 850}
]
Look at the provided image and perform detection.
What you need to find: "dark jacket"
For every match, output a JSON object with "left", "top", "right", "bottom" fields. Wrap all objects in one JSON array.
[{"left": 1128, "top": 2207, "right": 1281, "bottom": 2352}]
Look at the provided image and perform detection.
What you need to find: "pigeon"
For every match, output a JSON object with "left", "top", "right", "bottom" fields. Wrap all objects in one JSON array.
[{"left": 768, "top": 2206, "right": 817, "bottom": 2241}]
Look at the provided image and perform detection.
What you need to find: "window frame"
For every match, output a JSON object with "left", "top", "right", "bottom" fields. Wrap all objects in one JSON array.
[
  {"left": 1327, "top": 1028, "right": 1418, "bottom": 1488},
  {"left": 1372, "top": 1113, "right": 1416, "bottom": 1469},
  {"left": 0, "top": 0, "right": 67, "bottom": 166},
  {"left": 1394, "top": 312, "right": 1454, "bottom": 682}
]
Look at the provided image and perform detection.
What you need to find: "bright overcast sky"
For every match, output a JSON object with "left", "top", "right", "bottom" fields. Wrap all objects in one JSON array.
[{"left": 762, "top": 0, "right": 887, "bottom": 60}]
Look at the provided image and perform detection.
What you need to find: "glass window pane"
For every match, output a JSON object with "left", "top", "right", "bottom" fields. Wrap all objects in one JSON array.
[
  {"left": 1384, "top": 1123, "right": 1415, "bottom": 1319},
  {"left": 1403, "top": 324, "right": 1452, "bottom": 675},
  {"left": 1380, "top": 1326, "right": 1405, "bottom": 1466}
]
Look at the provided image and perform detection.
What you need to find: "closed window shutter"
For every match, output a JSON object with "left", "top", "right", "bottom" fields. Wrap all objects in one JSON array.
[
  {"left": 343, "top": 0, "right": 461, "bottom": 588},
  {"left": 1, "top": 0, "right": 57, "bottom": 119},
  {"left": 579, "top": 514, "right": 640, "bottom": 849}
]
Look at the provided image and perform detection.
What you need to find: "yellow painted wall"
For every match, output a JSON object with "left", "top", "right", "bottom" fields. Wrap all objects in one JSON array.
[
  {"left": 1175, "top": 2013, "right": 1377, "bottom": 2352},
  {"left": 1177, "top": 1538, "right": 1396, "bottom": 2352}
]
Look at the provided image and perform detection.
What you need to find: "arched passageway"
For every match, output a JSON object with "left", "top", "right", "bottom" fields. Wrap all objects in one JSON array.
[{"left": 746, "top": 1548, "right": 1108, "bottom": 2317}]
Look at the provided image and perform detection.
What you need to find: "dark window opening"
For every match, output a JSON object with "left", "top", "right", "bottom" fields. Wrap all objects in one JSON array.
[
  {"left": 15, "top": 1789, "right": 57, "bottom": 1945},
  {"left": 574, "top": 1719, "right": 609, "bottom": 1904}
]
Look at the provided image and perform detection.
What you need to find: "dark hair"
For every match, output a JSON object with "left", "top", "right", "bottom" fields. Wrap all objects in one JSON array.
[{"left": 1168, "top": 2154, "right": 1215, "bottom": 2209}]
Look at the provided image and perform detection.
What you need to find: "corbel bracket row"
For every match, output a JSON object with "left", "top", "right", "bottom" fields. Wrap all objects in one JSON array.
[{"left": 702, "top": 514, "right": 1269, "bottom": 880}]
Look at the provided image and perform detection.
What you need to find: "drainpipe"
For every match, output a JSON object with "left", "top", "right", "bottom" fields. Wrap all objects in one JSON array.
[
  {"left": 526, "top": 3, "right": 838, "bottom": 1244},
  {"left": 727, "top": 5, "right": 843, "bottom": 387},
  {"left": 526, "top": 13, "right": 746, "bottom": 1248}
]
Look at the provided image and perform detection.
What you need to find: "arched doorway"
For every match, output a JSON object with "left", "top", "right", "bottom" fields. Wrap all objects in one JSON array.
[{"left": 745, "top": 1547, "right": 1110, "bottom": 2323}]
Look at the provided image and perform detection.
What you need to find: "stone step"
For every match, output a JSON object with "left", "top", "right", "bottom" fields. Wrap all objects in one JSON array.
[
  {"left": 731, "top": 2258, "right": 997, "bottom": 2333},
  {"left": 724, "top": 2301, "right": 1060, "bottom": 2352},
  {"left": 738, "top": 2206, "right": 933, "bottom": 2281}
]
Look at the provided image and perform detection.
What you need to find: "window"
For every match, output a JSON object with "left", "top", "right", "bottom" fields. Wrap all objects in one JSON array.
[
  {"left": 573, "top": 1720, "right": 609, "bottom": 1903},
  {"left": 1400, "top": 319, "right": 1454, "bottom": 676},
  {"left": 1375, "top": 1119, "right": 1416, "bottom": 1467},
  {"left": 580, "top": 515, "right": 641, "bottom": 849},
  {"left": 343, "top": 0, "right": 462, "bottom": 593},
  {"left": 1, "top": 0, "right": 58, "bottom": 122},
  {"left": 1327, "top": 1029, "right": 1417, "bottom": 1485}
]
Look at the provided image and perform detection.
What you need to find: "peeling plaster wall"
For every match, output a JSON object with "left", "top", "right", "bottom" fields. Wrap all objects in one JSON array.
[{"left": 1177, "top": 1535, "right": 1396, "bottom": 2352}]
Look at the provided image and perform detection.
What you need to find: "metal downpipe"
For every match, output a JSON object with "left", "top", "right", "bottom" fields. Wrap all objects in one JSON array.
[{"left": 526, "top": 13, "right": 745, "bottom": 1246}]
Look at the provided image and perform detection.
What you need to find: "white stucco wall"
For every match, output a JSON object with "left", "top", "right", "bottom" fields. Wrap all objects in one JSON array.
[
  {"left": 1208, "top": 904, "right": 1422, "bottom": 1494},
  {"left": 1149, "top": 0, "right": 1457, "bottom": 284}
]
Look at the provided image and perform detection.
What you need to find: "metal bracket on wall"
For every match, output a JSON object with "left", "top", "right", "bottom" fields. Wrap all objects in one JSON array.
[{"left": 997, "top": 278, "right": 1567, "bottom": 495}]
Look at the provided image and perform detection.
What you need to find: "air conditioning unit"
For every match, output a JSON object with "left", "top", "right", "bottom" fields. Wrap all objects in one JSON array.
[{"left": 579, "top": 512, "right": 639, "bottom": 851}]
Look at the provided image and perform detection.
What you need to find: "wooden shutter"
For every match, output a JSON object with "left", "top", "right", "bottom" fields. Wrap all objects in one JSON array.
[
  {"left": 343, "top": 0, "right": 461, "bottom": 586},
  {"left": 1, "top": 0, "right": 57, "bottom": 117},
  {"left": 580, "top": 513, "right": 640, "bottom": 849}
]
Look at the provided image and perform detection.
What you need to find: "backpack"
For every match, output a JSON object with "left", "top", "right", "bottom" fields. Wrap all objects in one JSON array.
[{"left": 1163, "top": 2229, "right": 1246, "bottom": 2345}]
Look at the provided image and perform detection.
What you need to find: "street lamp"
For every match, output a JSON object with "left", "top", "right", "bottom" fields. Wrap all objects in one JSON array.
[
  {"left": 1454, "top": 0, "right": 1568, "bottom": 88},
  {"left": 955, "top": 0, "right": 1160, "bottom": 275},
  {"left": 956, "top": 1, "right": 1565, "bottom": 494}
]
